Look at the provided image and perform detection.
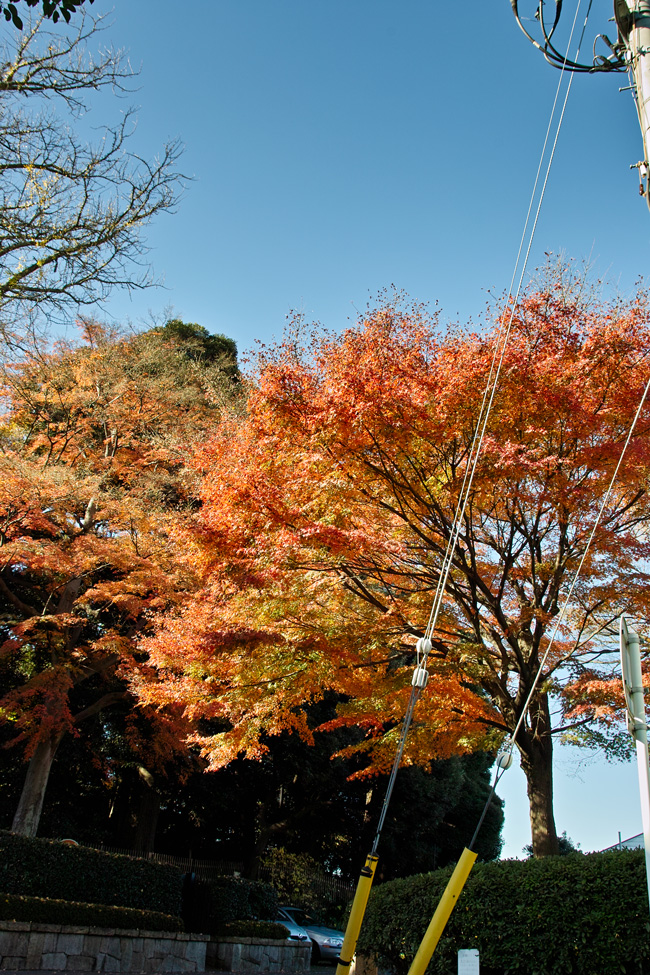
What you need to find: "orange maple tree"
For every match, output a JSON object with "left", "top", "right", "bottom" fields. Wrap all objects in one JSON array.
[
  {"left": 140, "top": 271, "right": 650, "bottom": 857},
  {"left": 0, "top": 319, "right": 239, "bottom": 836}
]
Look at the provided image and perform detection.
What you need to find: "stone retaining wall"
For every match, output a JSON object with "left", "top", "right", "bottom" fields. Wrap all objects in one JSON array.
[
  {"left": 206, "top": 937, "right": 311, "bottom": 973},
  {"left": 0, "top": 921, "right": 209, "bottom": 972}
]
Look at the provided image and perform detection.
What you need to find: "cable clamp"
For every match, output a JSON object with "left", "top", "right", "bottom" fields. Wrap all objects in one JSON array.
[
  {"left": 412, "top": 666, "right": 429, "bottom": 689},
  {"left": 631, "top": 160, "right": 649, "bottom": 196}
]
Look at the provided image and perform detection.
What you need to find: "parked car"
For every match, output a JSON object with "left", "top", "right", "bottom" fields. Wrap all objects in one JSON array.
[
  {"left": 278, "top": 906, "right": 344, "bottom": 964},
  {"left": 274, "top": 911, "right": 312, "bottom": 946}
]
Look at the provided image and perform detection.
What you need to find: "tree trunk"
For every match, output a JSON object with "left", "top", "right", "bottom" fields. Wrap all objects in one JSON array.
[
  {"left": 11, "top": 730, "right": 63, "bottom": 837},
  {"left": 133, "top": 772, "right": 160, "bottom": 854},
  {"left": 517, "top": 693, "right": 559, "bottom": 857}
]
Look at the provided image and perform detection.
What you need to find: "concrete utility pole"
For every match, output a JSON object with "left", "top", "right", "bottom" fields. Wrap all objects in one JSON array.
[
  {"left": 620, "top": 616, "right": 650, "bottom": 909},
  {"left": 511, "top": 0, "right": 650, "bottom": 206},
  {"left": 616, "top": 1, "right": 650, "bottom": 197}
]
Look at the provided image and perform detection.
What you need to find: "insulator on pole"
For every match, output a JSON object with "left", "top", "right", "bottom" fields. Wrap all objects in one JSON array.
[{"left": 412, "top": 667, "right": 429, "bottom": 689}]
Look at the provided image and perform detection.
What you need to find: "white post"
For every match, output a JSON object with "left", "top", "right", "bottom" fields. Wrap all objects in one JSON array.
[
  {"left": 620, "top": 616, "right": 650, "bottom": 909},
  {"left": 457, "top": 948, "right": 479, "bottom": 975}
]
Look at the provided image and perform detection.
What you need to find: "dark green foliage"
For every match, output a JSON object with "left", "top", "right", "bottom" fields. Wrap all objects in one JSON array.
[
  {"left": 181, "top": 876, "right": 279, "bottom": 935},
  {"left": 260, "top": 848, "right": 324, "bottom": 911},
  {"left": 157, "top": 319, "right": 240, "bottom": 379},
  {"left": 0, "top": 717, "right": 114, "bottom": 842},
  {"left": 522, "top": 830, "right": 580, "bottom": 858},
  {"left": 154, "top": 697, "right": 502, "bottom": 883},
  {"left": 0, "top": 832, "right": 183, "bottom": 916},
  {"left": 215, "top": 921, "right": 290, "bottom": 940},
  {"left": 247, "top": 879, "right": 279, "bottom": 920},
  {"left": 0, "top": 893, "right": 182, "bottom": 932},
  {"left": 358, "top": 850, "right": 650, "bottom": 975},
  {"left": 0, "top": 0, "right": 92, "bottom": 29},
  {"left": 375, "top": 754, "right": 503, "bottom": 878}
]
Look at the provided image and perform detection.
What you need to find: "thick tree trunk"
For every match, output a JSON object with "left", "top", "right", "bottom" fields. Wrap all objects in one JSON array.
[
  {"left": 133, "top": 771, "right": 160, "bottom": 854},
  {"left": 517, "top": 693, "right": 559, "bottom": 857},
  {"left": 11, "top": 731, "right": 63, "bottom": 837}
]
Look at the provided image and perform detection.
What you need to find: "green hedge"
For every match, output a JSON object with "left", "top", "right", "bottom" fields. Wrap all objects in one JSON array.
[
  {"left": 0, "top": 892, "right": 184, "bottom": 932},
  {"left": 358, "top": 850, "right": 650, "bottom": 975},
  {"left": 0, "top": 832, "right": 182, "bottom": 916},
  {"left": 182, "top": 876, "right": 279, "bottom": 934}
]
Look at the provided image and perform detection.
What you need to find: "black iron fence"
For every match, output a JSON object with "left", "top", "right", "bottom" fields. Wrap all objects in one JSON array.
[{"left": 94, "top": 844, "right": 355, "bottom": 901}]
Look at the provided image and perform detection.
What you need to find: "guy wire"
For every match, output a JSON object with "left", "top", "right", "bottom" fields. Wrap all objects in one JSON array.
[{"left": 371, "top": 0, "right": 592, "bottom": 856}]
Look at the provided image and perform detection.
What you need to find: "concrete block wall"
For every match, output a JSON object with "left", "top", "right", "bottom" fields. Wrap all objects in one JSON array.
[
  {"left": 0, "top": 921, "right": 209, "bottom": 972},
  {"left": 206, "top": 937, "right": 311, "bottom": 973}
]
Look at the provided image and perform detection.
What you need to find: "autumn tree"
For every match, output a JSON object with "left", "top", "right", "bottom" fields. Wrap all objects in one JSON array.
[
  {"left": 139, "top": 272, "right": 650, "bottom": 857},
  {"left": 0, "top": 318, "right": 240, "bottom": 836},
  {"left": 0, "top": 13, "right": 182, "bottom": 339},
  {"left": 152, "top": 700, "right": 501, "bottom": 879}
]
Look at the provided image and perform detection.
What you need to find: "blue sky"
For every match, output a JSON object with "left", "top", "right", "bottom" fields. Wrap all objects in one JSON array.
[{"left": 63, "top": 0, "right": 650, "bottom": 857}]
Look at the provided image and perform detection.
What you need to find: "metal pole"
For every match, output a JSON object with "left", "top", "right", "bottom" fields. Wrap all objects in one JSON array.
[
  {"left": 620, "top": 616, "right": 650, "bottom": 908},
  {"left": 406, "top": 848, "right": 477, "bottom": 975},
  {"left": 335, "top": 854, "right": 379, "bottom": 975}
]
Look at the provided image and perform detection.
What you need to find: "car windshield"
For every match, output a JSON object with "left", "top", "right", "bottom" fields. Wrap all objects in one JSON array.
[{"left": 286, "top": 908, "right": 313, "bottom": 926}]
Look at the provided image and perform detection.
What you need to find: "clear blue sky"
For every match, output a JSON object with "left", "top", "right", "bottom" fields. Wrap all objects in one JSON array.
[{"left": 68, "top": 0, "right": 650, "bottom": 857}]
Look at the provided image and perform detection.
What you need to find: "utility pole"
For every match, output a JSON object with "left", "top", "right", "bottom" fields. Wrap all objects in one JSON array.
[
  {"left": 616, "top": 1, "right": 650, "bottom": 197},
  {"left": 511, "top": 0, "right": 650, "bottom": 205},
  {"left": 620, "top": 616, "right": 650, "bottom": 909}
]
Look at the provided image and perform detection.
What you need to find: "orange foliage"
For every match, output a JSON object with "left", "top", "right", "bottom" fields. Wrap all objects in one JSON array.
[
  {"left": 141, "top": 273, "right": 650, "bottom": 818},
  {"left": 0, "top": 320, "right": 233, "bottom": 772}
]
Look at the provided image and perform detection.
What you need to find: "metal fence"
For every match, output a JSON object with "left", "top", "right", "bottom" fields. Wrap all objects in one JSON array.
[
  {"left": 95, "top": 845, "right": 245, "bottom": 879},
  {"left": 258, "top": 864, "right": 355, "bottom": 902},
  {"left": 94, "top": 844, "right": 355, "bottom": 900}
]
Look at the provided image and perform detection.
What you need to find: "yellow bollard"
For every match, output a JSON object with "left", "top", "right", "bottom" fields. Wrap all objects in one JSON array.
[
  {"left": 406, "top": 848, "right": 477, "bottom": 975},
  {"left": 335, "top": 853, "right": 379, "bottom": 975}
]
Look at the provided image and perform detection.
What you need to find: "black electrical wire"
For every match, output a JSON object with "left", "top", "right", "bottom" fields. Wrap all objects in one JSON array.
[{"left": 511, "top": 0, "right": 626, "bottom": 72}]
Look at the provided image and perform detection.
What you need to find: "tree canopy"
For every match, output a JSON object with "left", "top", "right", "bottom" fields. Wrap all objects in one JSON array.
[
  {"left": 139, "top": 271, "right": 650, "bottom": 857},
  {"left": 0, "top": 319, "right": 240, "bottom": 836}
]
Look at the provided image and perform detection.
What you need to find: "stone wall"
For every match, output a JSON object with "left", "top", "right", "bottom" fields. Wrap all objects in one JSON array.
[
  {"left": 0, "top": 920, "right": 209, "bottom": 972},
  {"left": 206, "top": 937, "right": 311, "bottom": 973}
]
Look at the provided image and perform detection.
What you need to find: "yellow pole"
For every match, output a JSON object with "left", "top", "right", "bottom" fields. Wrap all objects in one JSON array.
[
  {"left": 406, "top": 848, "right": 477, "bottom": 975},
  {"left": 335, "top": 853, "right": 379, "bottom": 975}
]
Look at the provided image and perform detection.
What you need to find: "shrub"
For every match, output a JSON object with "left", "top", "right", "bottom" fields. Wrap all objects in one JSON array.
[
  {"left": 358, "top": 850, "right": 650, "bottom": 975},
  {"left": 0, "top": 892, "right": 183, "bottom": 932},
  {"left": 181, "top": 875, "right": 279, "bottom": 935},
  {"left": 0, "top": 831, "right": 182, "bottom": 915},
  {"left": 245, "top": 878, "right": 279, "bottom": 920},
  {"left": 261, "top": 848, "right": 322, "bottom": 911},
  {"left": 216, "top": 920, "right": 290, "bottom": 939},
  {"left": 260, "top": 847, "right": 352, "bottom": 924}
]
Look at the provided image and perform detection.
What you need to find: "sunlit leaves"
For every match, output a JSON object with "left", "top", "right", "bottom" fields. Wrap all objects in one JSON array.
[{"left": 143, "top": 272, "right": 650, "bottom": 801}]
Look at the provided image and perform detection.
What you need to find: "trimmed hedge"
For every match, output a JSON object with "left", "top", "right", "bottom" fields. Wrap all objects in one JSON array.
[
  {"left": 0, "top": 831, "right": 182, "bottom": 916},
  {"left": 216, "top": 920, "right": 291, "bottom": 939},
  {"left": 358, "top": 850, "right": 650, "bottom": 975},
  {"left": 0, "top": 892, "right": 184, "bottom": 932},
  {"left": 182, "top": 875, "right": 279, "bottom": 934}
]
